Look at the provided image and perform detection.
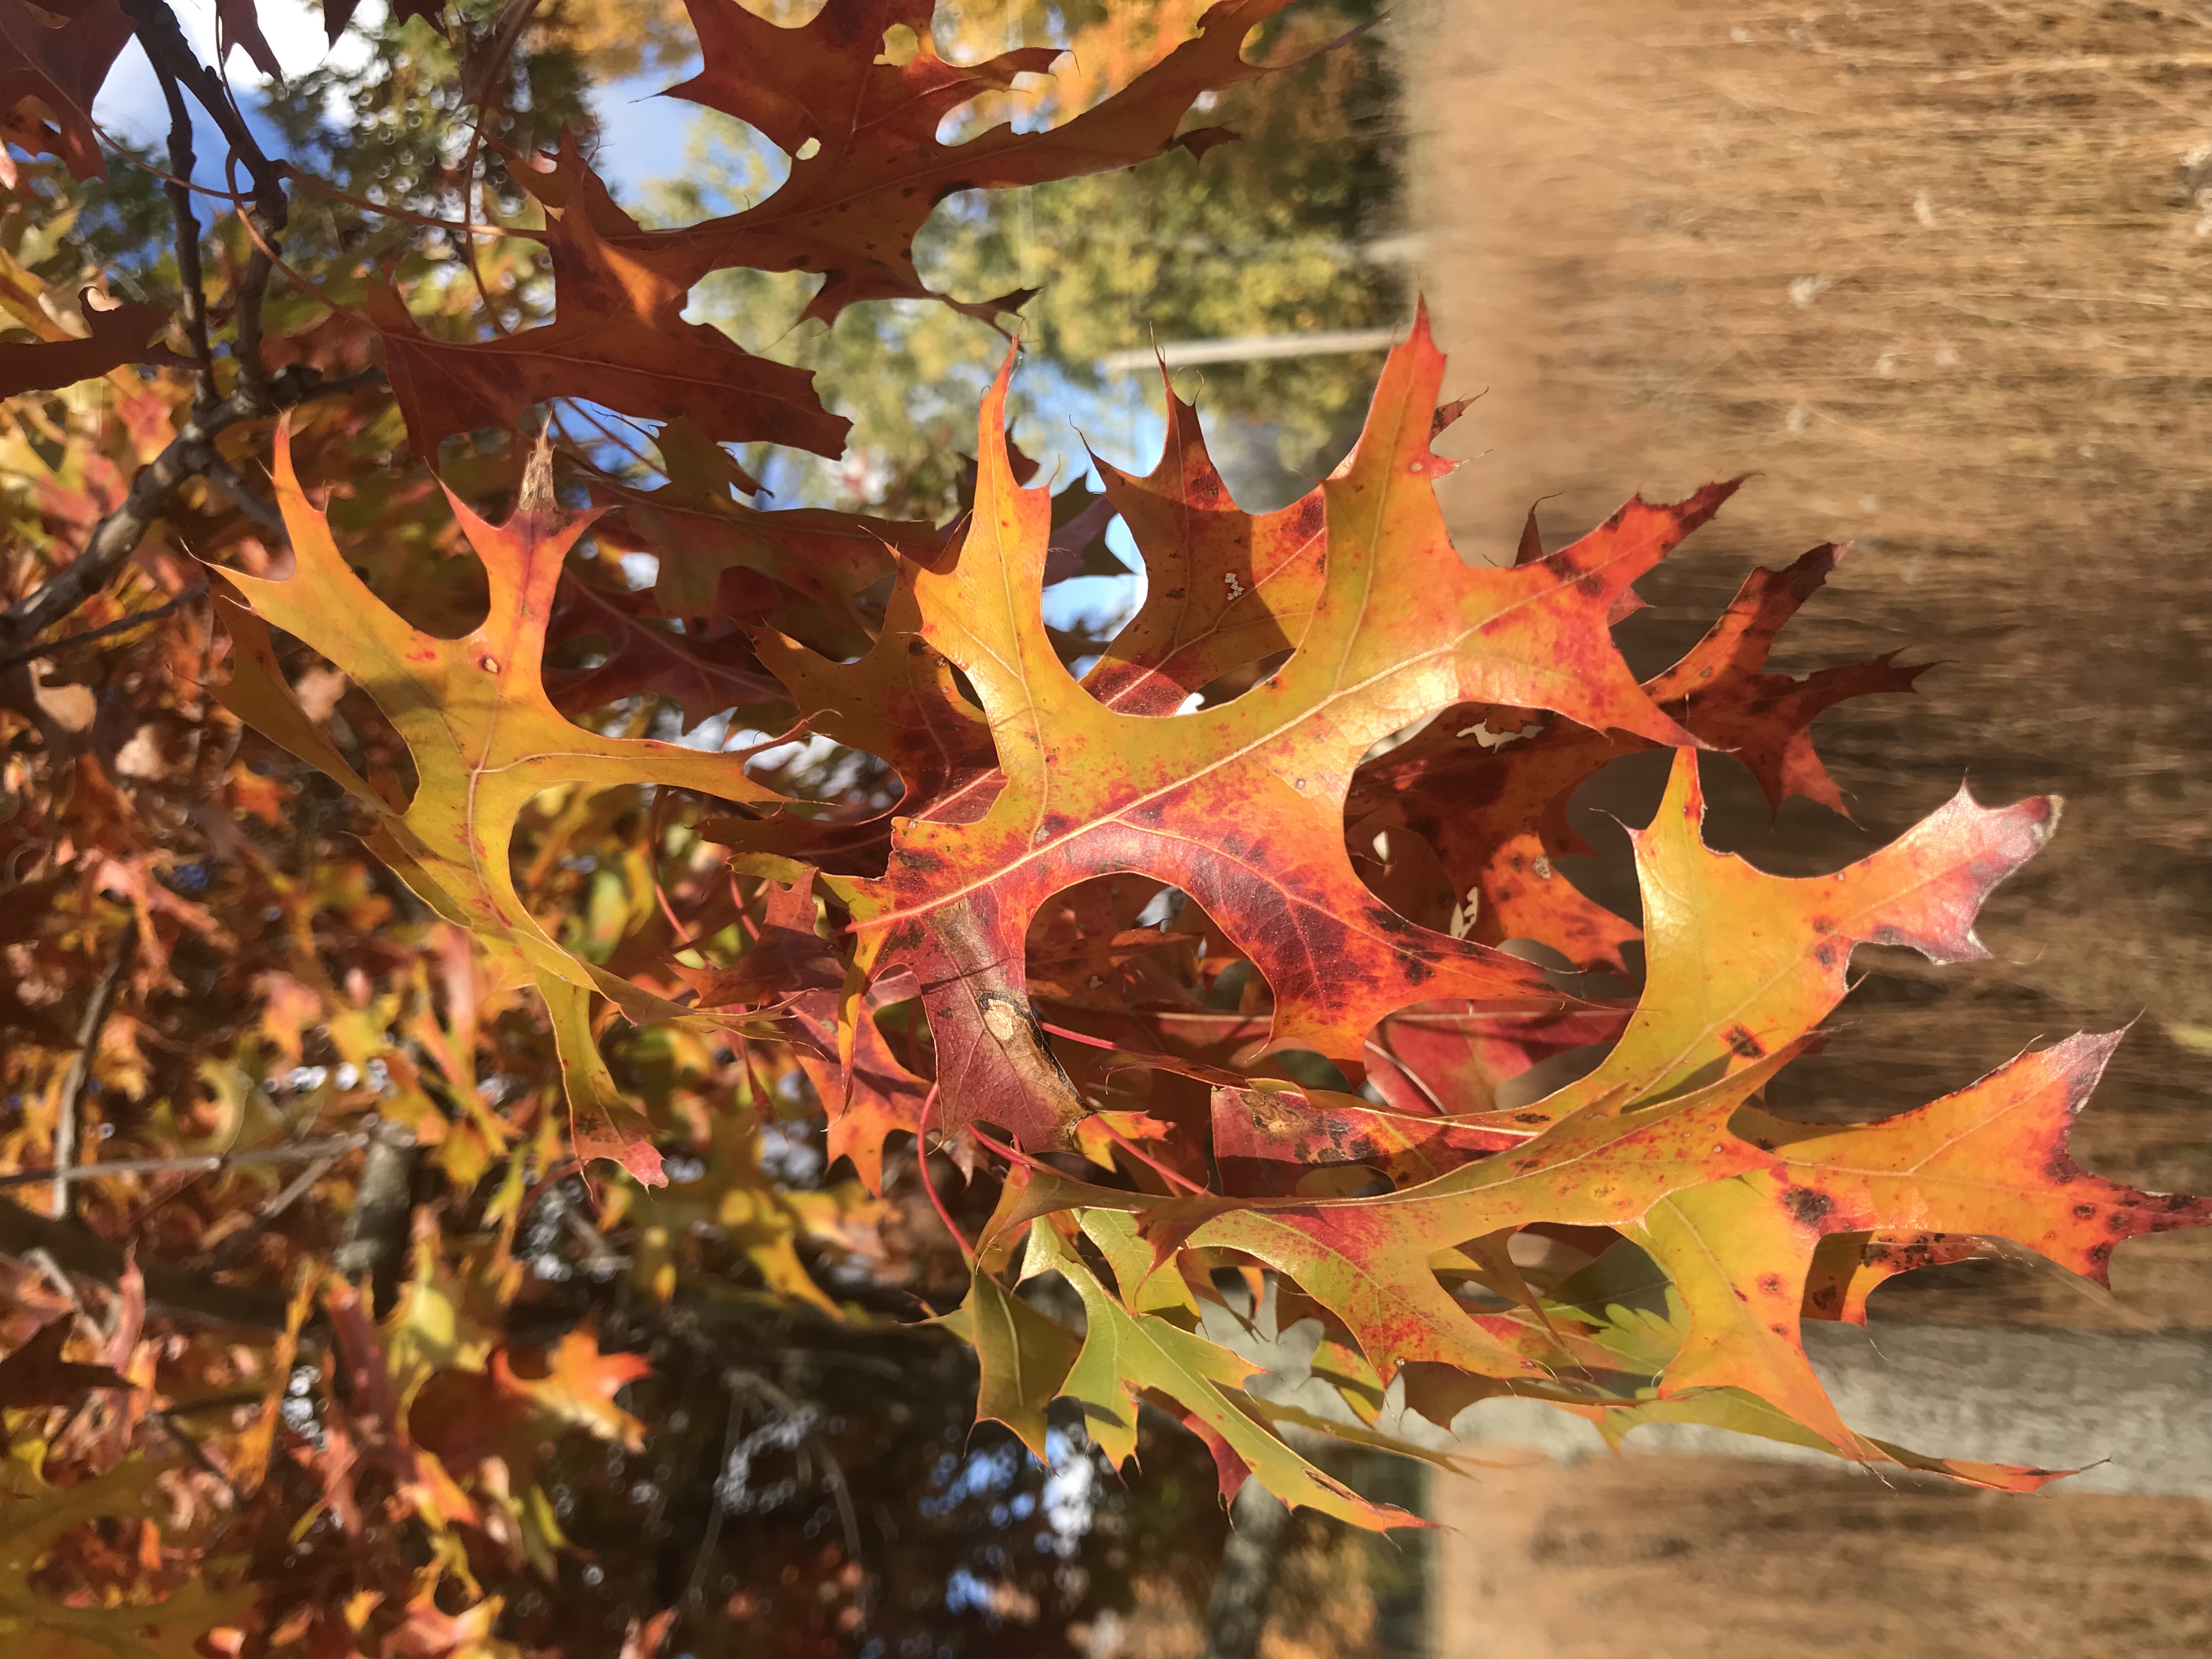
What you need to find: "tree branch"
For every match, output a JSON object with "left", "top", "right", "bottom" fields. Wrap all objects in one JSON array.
[
  {"left": 0, "top": 365, "right": 383, "bottom": 663},
  {"left": 0, "top": 1132, "right": 368, "bottom": 1192},
  {"left": 0, "top": 583, "right": 206, "bottom": 677},
  {"left": 202, "top": 456, "right": 284, "bottom": 535},
  {"left": 146, "top": 53, "right": 215, "bottom": 408},
  {"left": 50, "top": 917, "right": 136, "bottom": 1221},
  {"left": 332, "top": 1117, "right": 420, "bottom": 1314},
  {"left": 121, "top": 0, "right": 289, "bottom": 407},
  {"left": 0, "top": 1199, "right": 291, "bottom": 1329},
  {"left": 203, "top": 1149, "right": 343, "bottom": 1270}
]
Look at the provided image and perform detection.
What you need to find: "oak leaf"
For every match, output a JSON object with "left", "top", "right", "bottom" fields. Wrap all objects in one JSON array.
[
  {"left": 0, "top": 292, "right": 178, "bottom": 400},
  {"left": 662, "top": 0, "right": 1293, "bottom": 324},
  {"left": 1351, "top": 543, "right": 1925, "bottom": 972},
  {"left": 0, "top": 1446, "right": 252, "bottom": 1657},
  {"left": 368, "top": 153, "right": 847, "bottom": 456},
  {"left": 0, "top": 0, "right": 132, "bottom": 181},
  {"left": 212, "top": 428, "right": 787, "bottom": 1181},
  {"left": 826, "top": 315, "right": 1705, "bottom": 1150},
  {"left": 935, "top": 1266, "right": 1081, "bottom": 1461},
  {"left": 1022, "top": 1217, "right": 1413, "bottom": 1531}
]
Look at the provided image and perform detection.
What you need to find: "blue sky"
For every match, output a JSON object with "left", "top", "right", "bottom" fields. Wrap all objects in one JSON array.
[{"left": 91, "top": 0, "right": 698, "bottom": 198}]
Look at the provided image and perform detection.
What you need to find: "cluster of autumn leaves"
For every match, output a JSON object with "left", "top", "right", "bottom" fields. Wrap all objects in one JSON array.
[{"left": 1, "top": 0, "right": 2209, "bottom": 1652}]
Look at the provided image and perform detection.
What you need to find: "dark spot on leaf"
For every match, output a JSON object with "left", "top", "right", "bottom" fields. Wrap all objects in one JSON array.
[
  {"left": 1724, "top": 1025, "right": 1764, "bottom": 1059},
  {"left": 2072, "top": 1203, "right": 2096, "bottom": 1220},
  {"left": 1782, "top": 1187, "right": 1833, "bottom": 1228}
]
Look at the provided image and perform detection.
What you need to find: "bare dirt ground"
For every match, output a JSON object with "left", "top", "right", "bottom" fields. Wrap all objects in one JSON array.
[{"left": 1402, "top": 2, "right": 2212, "bottom": 1652}]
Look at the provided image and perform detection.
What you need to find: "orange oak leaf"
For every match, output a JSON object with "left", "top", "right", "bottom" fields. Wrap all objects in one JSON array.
[
  {"left": 493, "top": 1325, "right": 653, "bottom": 1451},
  {"left": 212, "top": 429, "right": 787, "bottom": 1181},
  {"left": 677, "top": 862, "right": 845, "bottom": 1012},
  {"left": 658, "top": 0, "right": 1293, "bottom": 325},
  {"left": 1362, "top": 1002, "right": 1630, "bottom": 1120},
  {"left": 1801, "top": 1230, "right": 1992, "bottom": 1325},
  {"left": 409, "top": 1328, "right": 652, "bottom": 1474},
  {"left": 1631, "top": 1031, "right": 2212, "bottom": 1454},
  {"left": 1078, "top": 370, "right": 1328, "bottom": 716},
  {"left": 1526, "top": 747, "right": 2056, "bottom": 1129},
  {"left": 366, "top": 154, "right": 847, "bottom": 456},
  {"left": 787, "top": 985, "right": 931, "bottom": 1198},
  {"left": 825, "top": 313, "right": 1703, "bottom": 1150},
  {"left": 1210, "top": 1082, "right": 1525, "bottom": 1195},
  {"left": 1132, "top": 748, "right": 2210, "bottom": 1485},
  {"left": 1163, "top": 1047, "right": 1801, "bottom": 1386}
]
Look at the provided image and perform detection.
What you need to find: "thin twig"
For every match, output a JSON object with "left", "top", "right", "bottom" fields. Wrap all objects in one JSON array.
[
  {"left": 153, "top": 1407, "right": 243, "bottom": 1503},
  {"left": 1, "top": 1133, "right": 368, "bottom": 1192},
  {"left": 0, "top": 1200, "right": 291, "bottom": 1329},
  {"left": 687, "top": 1382, "right": 744, "bottom": 1608},
  {"left": 1038, "top": 1019, "right": 1121, "bottom": 1051},
  {"left": 98, "top": 146, "right": 537, "bottom": 245},
  {"left": 146, "top": 56, "right": 215, "bottom": 408},
  {"left": 0, "top": 584, "right": 207, "bottom": 677},
  {"left": 51, "top": 918, "right": 137, "bottom": 1221},
  {"left": 202, "top": 456, "right": 284, "bottom": 535},
  {"left": 1095, "top": 1119, "right": 1207, "bottom": 1195},
  {"left": 119, "top": 0, "right": 289, "bottom": 407},
  {"left": 204, "top": 1152, "right": 342, "bottom": 1270}
]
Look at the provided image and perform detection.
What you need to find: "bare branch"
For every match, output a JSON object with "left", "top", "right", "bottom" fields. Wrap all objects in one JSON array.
[
  {"left": 204, "top": 1150, "right": 343, "bottom": 1270},
  {"left": 202, "top": 456, "right": 283, "bottom": 535},
  {"left": 146, "top": 54, "right": 215, "bottom": 408},
  {"left": 0, "top": 365, "right": 383, "bottom": 663},
  {"left": 50, "top": 917, "right": 137, "bottom": 1221},
  {"left": 1, "top": 1132, "right": 368, "bottom": 1193},
  {"left": 332, "top": 1117, "right": 419, "bottom": 1314},
  {"left": 119, "top": 0, "right": 289, "bottom": 406},
  {"left": 0, "top": 1200, "right": 291, "bottom": 1329},
  {"left": 0, "top": 584, "right": 207, "bottom": 678}
]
